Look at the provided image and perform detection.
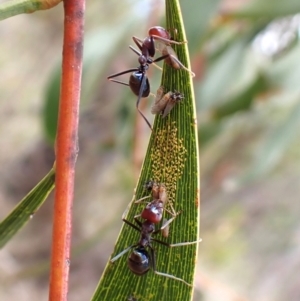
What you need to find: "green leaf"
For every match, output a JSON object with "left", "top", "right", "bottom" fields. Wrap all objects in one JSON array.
[
  {"left": 90, "top": 0, "right": 200, "bottom": 300},
  {"left": 0, "top": 0, "right": 60, "bottom": 21},
  {"left": 0, "top": 168, "right": 55, "bottom": 248}
]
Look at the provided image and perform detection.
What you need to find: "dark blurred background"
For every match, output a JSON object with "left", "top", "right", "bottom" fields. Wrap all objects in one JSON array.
[{"left": 1, "top": 0, "right": 300, "bottom": 300}]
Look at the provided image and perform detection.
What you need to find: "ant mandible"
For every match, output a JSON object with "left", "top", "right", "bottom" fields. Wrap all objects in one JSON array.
[
  {"left": 107, "top": 26, "right": 194, "bottom": 130},
  {"left": 110, "top": 181, "right": 201, "bottom": 286}
]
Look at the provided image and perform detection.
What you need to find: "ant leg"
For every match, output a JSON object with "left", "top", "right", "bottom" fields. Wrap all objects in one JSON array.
[
  {"left": 110, "top": 245, "right": 136, "bottom": 263},
  {"left": 151, "top": 236, "right": 202, "bottom": 247},
  {"left": 152, "top": 54, "right": 169, "bottom": 64},
  {"left": 133, "top": 216, "right": 143, "bottom": 227},
  {"left": 161, "top": 46, "right": 195, "bottom": 77},
  {"left": 154, "top": 270, "right": 193, "bottom": 287},
  {"left": 141, "top": 53, "right": 170, "bottom": 73},
  {"left": 107, "top": 68, "right": 139, "bottom": 80},
  {"left": 136, "top": 73, "right": 153, "bottom": 130},
  {"left": 152, "top": 211, "right": 181, "bottom": 236},
  {"left": 161, "top": 218, "right": 169, "bottom": 238},
  {"left": 132, "top": 36, "right": 144, "bottom": 52},
  {"left": 159, "top": 45, "right": 195, "bottom": 77},
  {"left": 152, "top": 63, "right": 163, "bottom": 71},
  {"left": 134, "top": 213, "right": 141, "bottom": 219},
  {"left": 107, "top": 68, "right": 140, "bottom": 87},
  {"left": 108, "top": 79, "right": 130, "bottom": 87},
  {"left": 167, "top": 53, "right": 195, "bottom": 77},
  {"left": 134, "top": 195, "right": 151, "bottom": 204},
  {"left": 134, "top": 195, "right": 151, "bottom": 218},
  {"left": 149, "top": 245, "right": 192, "bottom": 287},
  {"left": 151, "top": 34, "right": 187, "bottom": 45},
  {"left": 129, "top": 45, "right": 142, "bottom": 57},
  {"left": 132, "top": 36, "right": 143, "bottom": 44},
  {"left": 151, "top": 237, "right": 170, "bottom": 246},
  {"left": 137, "top": 102, "right": 153, "bottom": 130},
  {"left": 134, "top": 35, "right": 186, "bottom": 48},
  {"left": 164, "top": 206, "right": 181, "bottom": 218},
  {"left": 123, "top": 218, "right": 141, "bottom": 232},
  {"left": 169, "top": 238, "right": 202, "bottom": 247}
]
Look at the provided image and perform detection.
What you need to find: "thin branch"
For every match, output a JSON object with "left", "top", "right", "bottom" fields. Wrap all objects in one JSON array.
[
  {"left": 48, "top": 1, "right": 84, "bottom": 300},
  {"left": 0, "top": 0, "right": 61, "bottom": 21}
]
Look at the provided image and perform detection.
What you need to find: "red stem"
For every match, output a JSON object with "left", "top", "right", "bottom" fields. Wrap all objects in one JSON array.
[{"left": 48, "top": 1, "right": 85, "bottom": 300}]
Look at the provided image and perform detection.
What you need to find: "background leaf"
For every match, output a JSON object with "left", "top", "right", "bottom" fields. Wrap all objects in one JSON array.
[{"left": 0, "top": 168, "right": 55, "bottom": 248}]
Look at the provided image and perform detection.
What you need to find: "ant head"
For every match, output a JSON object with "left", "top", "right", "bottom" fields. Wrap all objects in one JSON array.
[
  {"left": 144, "top": 180, "right": 155, "bottom": 191},
  {"left": 128, "top": 246, "right": 150, "bottom": 275}
]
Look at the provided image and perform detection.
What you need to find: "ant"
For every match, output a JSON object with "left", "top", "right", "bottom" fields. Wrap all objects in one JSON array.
[
  {"left": 107, "top": 26, "right": 194, "bottom": 130},
  {"left": 110, "top": 181, "right": 201, "bottom": 286},
  {"left": 151, "top": 86, "right": 184, "bottom": 118},
  {"left": 135, "top": 181, "right": 179, "bottom": 231}
]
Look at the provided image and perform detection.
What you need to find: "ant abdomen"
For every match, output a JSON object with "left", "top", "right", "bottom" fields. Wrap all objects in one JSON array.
[
  {"left": 128, "top": 247, "right": 150, "bottom": 275},
  {"left": 129, "top": 73, "right": 150, "bottom": 97},
  {"left": 148, "top": 26, "right": 171, "bottom": 41}
]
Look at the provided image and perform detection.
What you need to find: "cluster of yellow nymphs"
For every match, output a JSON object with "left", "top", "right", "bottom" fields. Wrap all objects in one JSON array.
[{"left": 150, "top": 121, "right": 187, "bottom": 205}]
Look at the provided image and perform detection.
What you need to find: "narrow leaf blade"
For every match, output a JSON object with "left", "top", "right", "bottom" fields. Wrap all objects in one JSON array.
[
  {"left": 91, "top": 0, "right": 200, "bottom": 300},
  {"left": 0, "top": 168, "right": 55, "bottom": 248}
]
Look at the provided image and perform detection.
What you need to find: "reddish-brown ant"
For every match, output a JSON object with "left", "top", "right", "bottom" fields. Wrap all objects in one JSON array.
[
  {"left": 107, "top": 26, "right": 193, "bottom": 130},
  {"left": 110, "top": 181, "right": 201, "bottom": 286},
  {"left": 151, "top": 86, "right": 184, "bottom": 118},
  {"left": 135, "top": 181, "right": 179, "bottom": 229}
]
